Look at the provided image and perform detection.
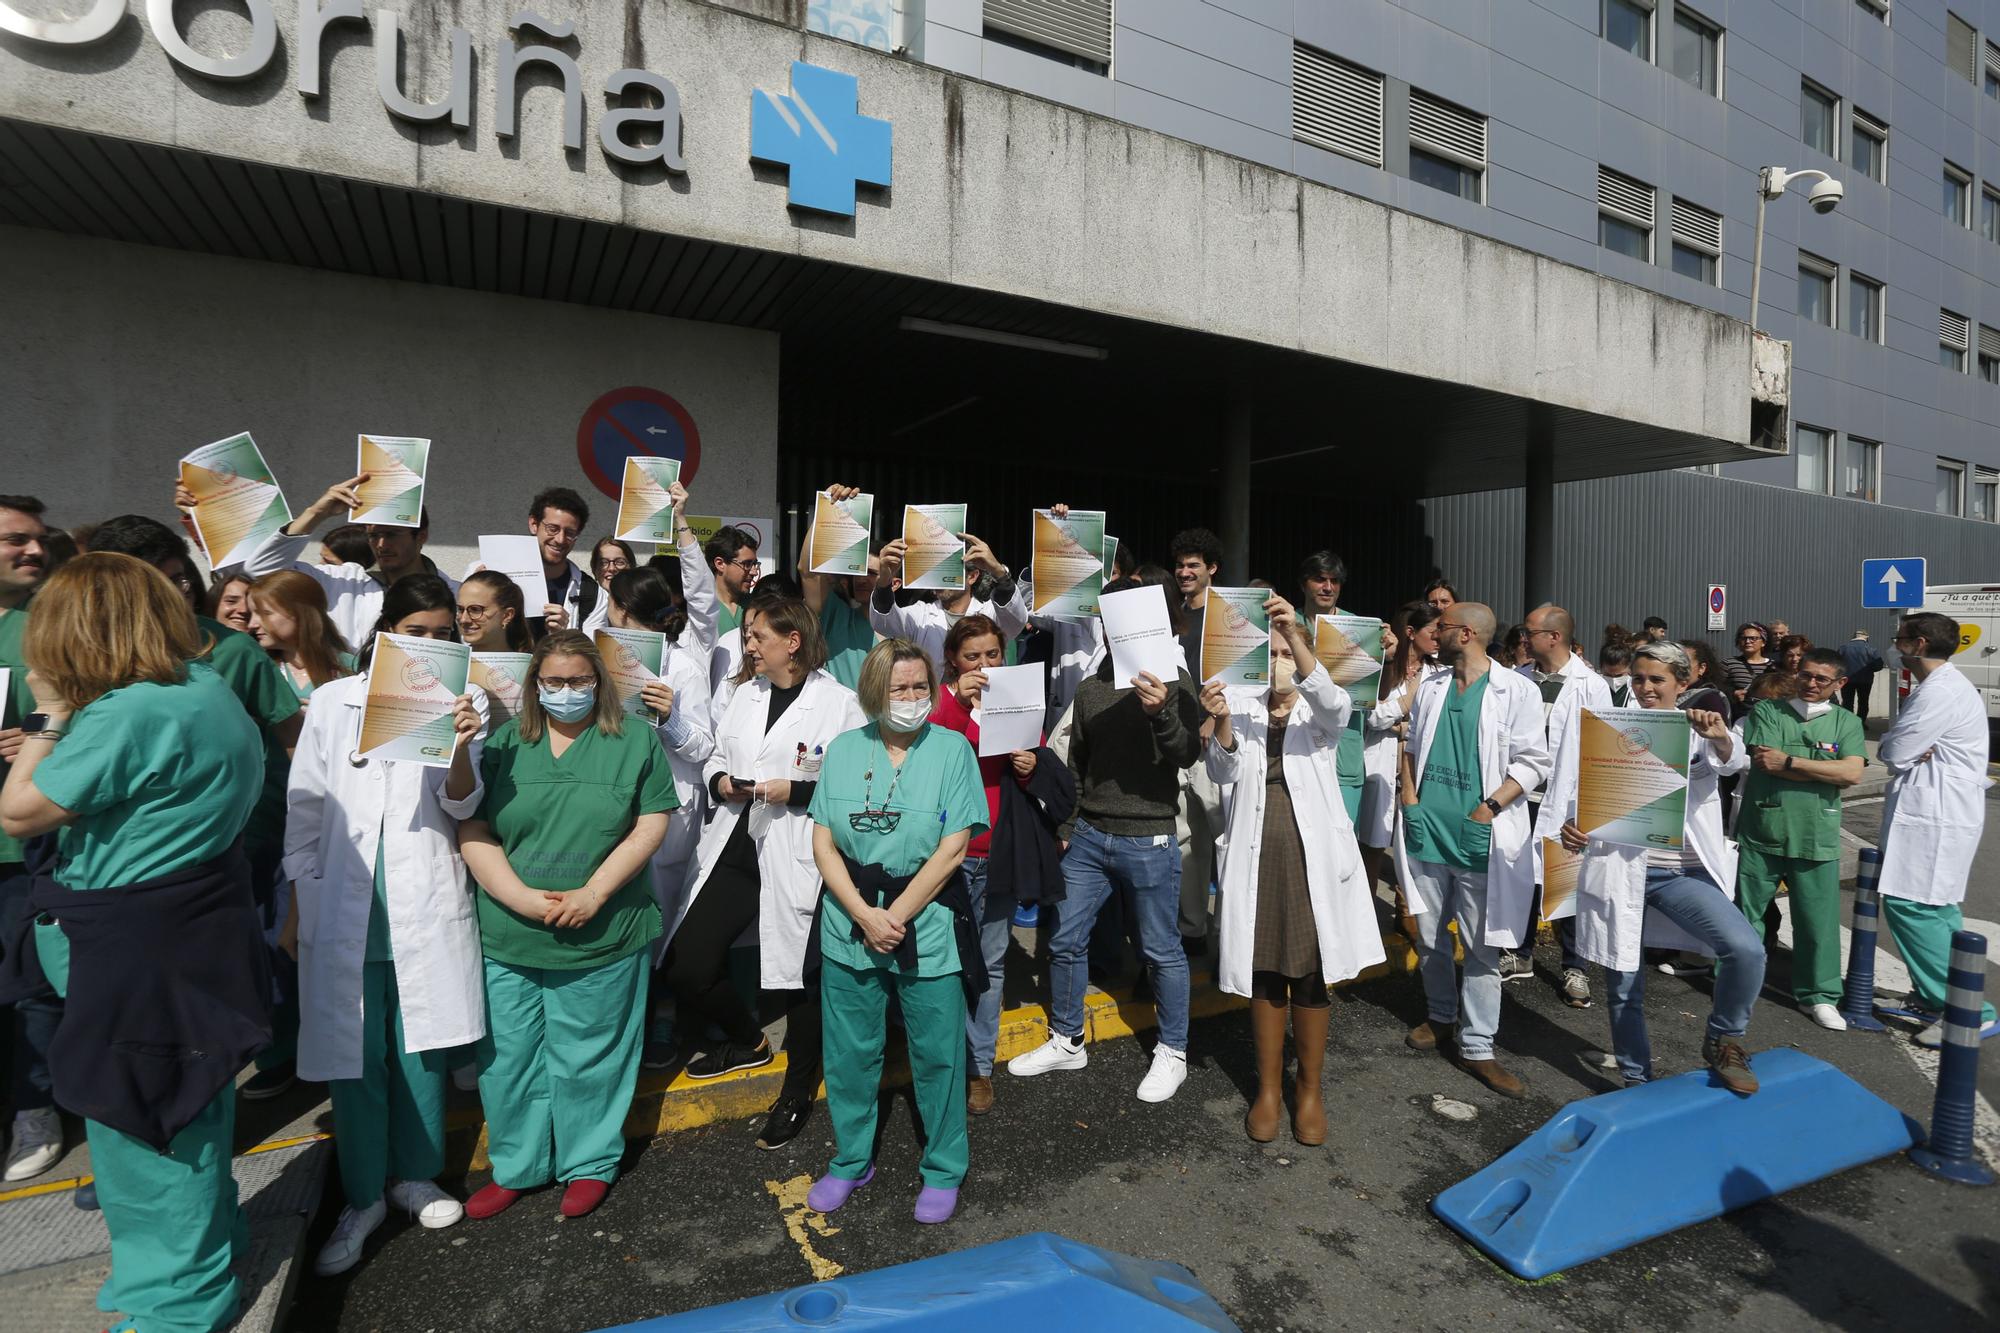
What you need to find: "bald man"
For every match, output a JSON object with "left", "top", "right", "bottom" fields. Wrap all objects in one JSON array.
[{"left": 1399, "top": 602, "right": 1551, "bottom": 1099}]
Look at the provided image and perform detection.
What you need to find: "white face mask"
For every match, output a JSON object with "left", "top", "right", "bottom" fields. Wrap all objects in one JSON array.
[
  {"left": 886, "top": 695, "right": 932, "bottom": 731},
  {"left": 1790, "top": 697, "right": 1832, "bottom": 720}
]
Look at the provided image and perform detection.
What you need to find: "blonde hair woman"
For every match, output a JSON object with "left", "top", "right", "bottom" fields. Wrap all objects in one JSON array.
[{"left": 249, "top": 569, "right": 354, "bottom": 701}]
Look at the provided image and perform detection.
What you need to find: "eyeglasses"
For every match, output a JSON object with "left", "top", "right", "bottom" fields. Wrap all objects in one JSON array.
[
  {"left": 1529, "top": 627, "right": 1563, "bottom": 640},
  {"left": 537, "top": 675, "right": 595, "bottom": 690},
  {"left": 597, "top": 558, "right": 631, "bottom": 573},
  {"left": 1738, "top": 633, "right": 1764, "bottom": 643},
  {"left": 1798, "top": 672, "right": 1841, "bottom": 688},
  {"left": 457, "top": 603, "right": 494, "bottom": 618},
  {"left": 724, "top": 558, "right": 762, "bottom": 573},
  {"left": 1436, "top": 621, "right": 1468, "bottom": 634},
  {"left": 848, "top": 809, "right": 903, "bottom": 833},
  {"left": 534, "top": 521, "right": 580, "bottom": 541}
]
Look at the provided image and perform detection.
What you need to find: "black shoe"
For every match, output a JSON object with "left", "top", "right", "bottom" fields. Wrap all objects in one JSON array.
[
  {"left": 685, "top": 1040, "right": 773, "bottom": 1080},
  {"left": 756, "top": 1097, "right": 812, "bottom": 1150},
  {"left": 73, "top": 1182, "right": 98, "bottom": 1211},
  {"left": 241, "top": 1065, "right": 296, "bottom": 1101}
]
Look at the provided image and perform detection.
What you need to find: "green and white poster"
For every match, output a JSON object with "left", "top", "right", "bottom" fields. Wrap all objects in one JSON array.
[
  {"left": 1200, "top": 587, "right": 1270, "bottom": 686},
  {"left": 1576, "top": 706, "right": 1692, "bottom": 851}
]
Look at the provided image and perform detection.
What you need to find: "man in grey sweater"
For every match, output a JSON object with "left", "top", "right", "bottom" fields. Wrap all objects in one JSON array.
[{"left": 1011, "top": 580, "right": 1205, "bottom": 1104}]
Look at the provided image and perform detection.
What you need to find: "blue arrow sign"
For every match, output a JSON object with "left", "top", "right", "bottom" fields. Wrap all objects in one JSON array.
[{"left": 1861, "top": 557, "right": 1926, "bottom": 610}]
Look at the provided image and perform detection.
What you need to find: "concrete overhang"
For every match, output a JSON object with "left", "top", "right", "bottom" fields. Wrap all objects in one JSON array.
[{"left": 0, "top": 0, "right": 1782, "bottom": 490}]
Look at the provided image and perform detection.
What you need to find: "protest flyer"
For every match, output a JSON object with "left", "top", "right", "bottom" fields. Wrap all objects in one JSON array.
[
  {"left": 807, "top": 490, "right": 873, "bottom": 576},
  {"left": 179, "top": 432, "right": 292, "bottom": 568},
  {"left": 1200, "top": 587, "right": 1270, "bottom": 686},
  {"left": 975, "top": 662, "right": 1046, "bottom": 757},
  {"left": 1029, "top": 508, "right": 1106, "bottom": 619},
  {"left": 595, "top": 627, "right": 666, "bottom": 718},
  {"left": 670, "top": 515, "right": 774, "bottom": 556},
  {"left": 1540, "top": 838, "right": 1583, "bottom": 921},
  {"left": 358, "top": 632, "right": 470, "bottom": 767},
  {"left": 1313, "top": 615, "right": 1387, "bottom": 710},
  {"left": 1100, "top": 535, "right": 1120, "bottom": 582},
  {"left": 477, "top": 535, "right": 544, "bottom": 616},
  {"left": 1099, "top": 584, "right": 1181, "bottom": 688},
  {"left": 469, "top": 652, "right": 533, "bottom": 727},
  {"left": 352, "top": 434, "right": 430, "bottom": 527},
  {"left": 901, "top": 503, "right": 967, "bottom": 591},
  {"left": 614, "top": 456, "right": 681, "bottom": 543},
  {"left": 1576, "top": 706, "right": 1692, "bottom": 851}
]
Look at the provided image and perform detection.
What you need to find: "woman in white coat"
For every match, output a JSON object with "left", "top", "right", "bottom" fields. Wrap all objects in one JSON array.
[
  {"left": 1201, "top": 597, "right": 1386, "bottom": 1147},
  {"left": 668, "top": 597, "right": 864, "bottom": 1150},
  {"left": 1370, "top": 601, "right": 1440, "bottom": 934},
  {"left": 1560, "top": 641, "right": 1764, "bottom": 1095},
  {"left": 281, "top": 575, "right": 487, "bottom": 1276}
]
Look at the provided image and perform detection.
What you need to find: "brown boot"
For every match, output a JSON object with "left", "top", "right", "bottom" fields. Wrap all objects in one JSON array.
[
  {"left": 967, "top": 1074, "right": 995, "bottom": 1116},
  {"left": 1405, "top": 1019, "right": 1452, "bottom": 1053},
  {"left": 1246, "top": 998, "right": 1287, "bottom": 1142},
  {"left": 1703, "top": 1036, "right": 1760, "bottom": 1096},
  {"left": 1289, "top": 1000, "right": 1330, "bottom": 1147},
  {"left": 1457, "top": 1056, "right": 1527, "bottom": 1099}
]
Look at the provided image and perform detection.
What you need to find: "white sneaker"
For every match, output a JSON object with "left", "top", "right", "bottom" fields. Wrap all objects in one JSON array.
[
  {"left": 1136, "top": 1046, "right": 1188, "bottom": 1103},
  {"left": 1808, "top": 1003, "right": 1849, "bottom": 1032},
  {"left": 1008, "top": 1033, "right": 1087, "bottom": 1077},
  {"left": 3, "top": 1107, "right": 63, "bottom": 1182},
  {"left": 313, "top": 1198, "right": 387, "bottom": 1276},
  {"left": 387, "top": 1178, "right": 464, "bottom": 1228}
]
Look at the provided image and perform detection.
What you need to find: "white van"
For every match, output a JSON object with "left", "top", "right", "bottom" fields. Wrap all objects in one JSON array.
[{"left": 1900, "top": 585, "right": 2000, "bottom": 720}]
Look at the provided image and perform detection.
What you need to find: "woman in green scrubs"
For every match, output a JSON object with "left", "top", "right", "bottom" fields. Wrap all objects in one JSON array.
[
  {"left": 1, "top": 553, "right": 265, "bottom": 1333},
  {"left": 457, "top": 629, "right": 675, "bottom": 1221},
  {"left": 806, "top": 639, "right": 986, "bottom": 1224}
]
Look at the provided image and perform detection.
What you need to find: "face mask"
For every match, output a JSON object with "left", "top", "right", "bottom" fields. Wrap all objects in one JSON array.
[
  {"left": 1790, "top": 697, "right": 1832, "bottom": 720},
  {"left": 539, "top": 685, "right": 596, "bottom": 722},
  {"left": 885, "top": 695, "right": 932, "bottom": 731},
  {"left": 1269, "top": 655, "right": 1297, "bottom": 696}
]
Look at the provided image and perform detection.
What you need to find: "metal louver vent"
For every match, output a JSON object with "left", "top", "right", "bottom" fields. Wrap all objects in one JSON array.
[
  {"left": 1852, "top": 107, "right": 1888, "bottom": 139},
  {"left": 1941, "top": 309, "right": 1970, "bottom": 348},
  {"left": 1598, "top": 166, "right": 1654, "bottom": 227},
  {"left": 1409, "top": 90, "right": 1486, "bottom": 169},
  {"left": 1671, "top": 198, "right": 1721, "bottom": 254},
  {"left": 1949, "top": 13, "right": 1977, "bottom": 81},
  {"left": 1981, "top": 324, "right": 2000, "bottom": 359},
  {"left": 985, "top": 0, "right": 1113, "bottom": 66},
  {"left": 1292, "top": 45, "right": 1383, "bottom": 166}
]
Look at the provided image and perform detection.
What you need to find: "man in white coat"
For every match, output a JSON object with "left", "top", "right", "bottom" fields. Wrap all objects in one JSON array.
[
  {"left": 1878, "top": 612, "right": 1998, "bottom": 1040},
  {"left": 1398, "top": 602, "right": 1551, "bottom": 1098}
]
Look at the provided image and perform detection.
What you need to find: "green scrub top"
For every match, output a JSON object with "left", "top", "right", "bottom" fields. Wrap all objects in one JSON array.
[
  {"left": 32, "top": 663, "right": 264, "bottom": 890},
  {"left": 820, "top": 596, "right": 875, "bottom": 692},
  {"left": 810, "top": 722, "right": 988, "bottom": 977},
  {"left": 0, "top": 604, "right": 36, "bottom": 865},
  {"left": 475, "top": 716, "right": 678, "bottom": 970},
  {"left": 286, "top": 651, "right": 359, "bottom": 704},
  {"left": 1405, "top": 673, "right": 1490, "bottom": 873},
  {"left": 718, "top": 602, "right": 744, "bottom": 636},
  {"left": 1735, "top": 699, "right": 1865, "bottom": 863},
  {"left": 195, "top": 616, "right": 302, "bottom": 857}
]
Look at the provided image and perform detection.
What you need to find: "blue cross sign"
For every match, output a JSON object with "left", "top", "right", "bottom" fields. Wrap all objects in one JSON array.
[
  {"left": 750, "top": 61, "right": 892, "bottom": 217},
  {"left": 1861, "top": 557, "right": 1926, "bottom": 609}
]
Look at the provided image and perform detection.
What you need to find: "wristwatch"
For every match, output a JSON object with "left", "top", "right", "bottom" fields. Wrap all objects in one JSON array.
[
  {"left": 20, "top": 712, "right": 67, "bottom": 741},
  {"left": 1482, "top": 797, "right": 1504, "bottom": 816},
  {"left": 1784, "top": 755, "right": 1796, "bottom": 772}
]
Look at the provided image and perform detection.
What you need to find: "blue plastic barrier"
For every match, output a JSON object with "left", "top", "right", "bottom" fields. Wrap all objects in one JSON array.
[
  {"left": 1837, "top": 847, "right": 1888, "bottom": 1032},
  {"left": 1908, "top": 930, "right": 1995, "bottom": 1186},
  {"left": 1432, "top": 1049, "right": 1921, "bottom": 1279},
  {"left": 608, "top": 1232, "right": 1238, "bottom": 1331}
]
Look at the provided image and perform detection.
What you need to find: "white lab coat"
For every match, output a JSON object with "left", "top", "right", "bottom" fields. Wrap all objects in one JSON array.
[
  {"left": 1375, "top": 666, "right": 1441, "bottom": 885},
  {"left": 283, "top": 673, "right": 488, "bottom": 1082},
  {"left": 1206, "top": 665, "right": 1386, "bottom": 997},
  {"left": 710, "top": 627, "right": 743, "bottom": 726},
  {"left": 1357, "top": 684, "right": 1408, "bottom": 849},
  {"left": 680, "top": 669, "right": 865, "bottom": 989},
  {"left": 242, "top": 529, "right": 461, "bottom": 649},
  {"left": 1530, "top": 654, "right": 1615, "bottom": 882},
  {"left": 1399, "top": 662, "right": 1552, "bottom": 948},
  {"left": 869, "top": 583, "right": 1030, "bottom": 672},
  {"left": 647, "top": 642, "right": 717, "bottom": 950},
  {"left": 1877, "top": 662, "right": 1992, "bottom": 905},
  {"left": 1573, "top": 719, "right": 1747, "bottom": 973}
]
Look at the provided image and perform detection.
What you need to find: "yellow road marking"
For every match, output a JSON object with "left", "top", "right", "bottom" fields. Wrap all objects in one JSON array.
[{"left": 766, "top": 1173, "right": 845, "bottom": 1281}]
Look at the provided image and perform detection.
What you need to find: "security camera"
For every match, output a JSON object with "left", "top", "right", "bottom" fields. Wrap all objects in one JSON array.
[{"left": 1808, "top": 178, "right": 1843, "bottom": 213}]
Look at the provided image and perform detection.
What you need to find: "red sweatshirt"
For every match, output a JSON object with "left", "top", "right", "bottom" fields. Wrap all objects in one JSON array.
[{"left": 928, "top": 683, "right": 1038, "bottom": 859}]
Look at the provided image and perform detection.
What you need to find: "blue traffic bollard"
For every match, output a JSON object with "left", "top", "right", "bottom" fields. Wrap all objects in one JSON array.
[
  {"left": 1907, "top": 930, "right": 1995, "bottom": 1187},
  {"left": 1837, "top": 848, "right": 1888, "bottom": 1032}
]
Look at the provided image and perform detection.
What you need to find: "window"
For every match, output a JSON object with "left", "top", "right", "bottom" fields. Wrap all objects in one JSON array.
[
  {"left": 1597, "top": 166, "right": 1654, "bottom": 261},
  {"left": 1798, "top": 252, "right": 1837, "bottom": 326},
  {"left": 1944, "top": 163, "right": 1972, "bottom": 225},
  {"left": 1840, "top": 437, "right": 1881, "bottom": 502},
  {"left": 1948, "top": 13, "right": 1977, "bottom": 82},
  {"left": 1856, "top": 0, "right": 1888, "bottom": 20},
  {"left": 1974, "top": 469, "right": 2000, "bottom": 522},
  {"left": 1984, "top": 188, "right": 2000, "bottom": 243},
  {"left": 1937, "top": 459, "right": 1966, "bottom": 516},
  {"left": 1670, "top": 197, "right": 1721, "bottom": 284},
  {"left": 1795, "top": 424, "right": 1832, "bottom": 494},
  {"left": 1408, "top": 90, "right": 1486, "bottom": 202},
  {"left": 1292, "top": 46, "right": 1383, "bottom": 166},
  {"left": 1851, "top": 109, "right": 1887, "bottom": 184},
  {"left": 1981, "top": 325, "right": 2000, "bottom": 382},
  {"left": 1987, "top": 40, "right": 2000, "bottom": 97},
  {"left": 984, "top": 0, "right": 1113, "bottom": 72},
  {"left": 1604, "top": 0, "right": 1652, "bottom": 61},
  {"left": 1671, "top": 7, "right": 1721, "bottom": 94},
  {"left": 1801, "top": 82, "right": 1839, "bottom": 159},
  {"left": 1847, "top": 272, "right": 1883, "bottom": 341},
  {"left": 1941, "top": 309, "right": 1970, "bottom": 372}
]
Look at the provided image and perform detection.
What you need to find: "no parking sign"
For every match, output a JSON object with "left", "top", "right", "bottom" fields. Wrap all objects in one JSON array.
[
  {"left": 1707, "top": 584, "right": 1727, "bottom": 632},
  {"left": 576, "top": 386, "right": 702, "bottom": 500}
]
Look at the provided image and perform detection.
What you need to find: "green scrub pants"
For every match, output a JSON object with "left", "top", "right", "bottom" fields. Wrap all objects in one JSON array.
[
  {"left": 1735, "top": 846, "right": 1843, "bottom": 1008},
  {"left": 1881, "top": 897, "right": 1999, "bottom": 1024},
  {"left": 328, "top": 961, "right": 448, "bottom": 1209},
  {"left": 476, "top": 951, "right": 647, "bottom": 1188},
  {"left": 821, "top": 958, "right": 968, "bottom": 1189},
  {"left": 1339, "top": 782, "right": 1362, "bottom": 825}
]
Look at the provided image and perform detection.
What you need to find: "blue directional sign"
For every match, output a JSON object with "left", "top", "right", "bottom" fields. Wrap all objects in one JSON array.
[
  {"left": 1861, "top": 557, "right": 1926, "bottom": 610},
  {"left": 750, "top": 61, "right": 892, "bottom": 216}
]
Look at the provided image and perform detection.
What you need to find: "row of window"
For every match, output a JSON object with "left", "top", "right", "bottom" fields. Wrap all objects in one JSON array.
[
  {"left": 1596, "top": 166, "right": 1721, "bottom": 282},
  {"left": 1796, "top": 424, "right": 1999, "bottom": 521},
  {"left": 1800, "top": 80, "right": 1887, "bottom": 184},
  {"left": 1936, "top": 455, "right": 1999, "bottom": 520},
  {"left": 1945, "top": 12, "right": 2000, "bottom": 99},
  {"left": 1292, "top": 46, "right": 1488, "bottom": 201},
  {"left": 1602, "top": 1, "right": 1721, "bottom": 97}
]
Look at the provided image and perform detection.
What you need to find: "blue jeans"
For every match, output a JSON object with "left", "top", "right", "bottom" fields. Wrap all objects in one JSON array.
[
  {"left": 1049, "top": 821, "right": 1190, "bottom": 1052},
  {"left": 961, "top": 857, "right": 1014, "bottom": 1077},
  {"left": 1409, "top": 860, "right": 1502, "bottom": 1061},
  {"left": 1604, "top": 867, "right": 1767, "bottom": 1083}
]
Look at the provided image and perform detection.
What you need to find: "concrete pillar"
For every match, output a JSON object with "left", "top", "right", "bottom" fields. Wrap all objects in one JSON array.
[
  {"left": 1221, "top": 382, "right": 1253, "bottom": 583},
  {"left": 1523, "top": 407, "right": 1556, "bottom": 614}
]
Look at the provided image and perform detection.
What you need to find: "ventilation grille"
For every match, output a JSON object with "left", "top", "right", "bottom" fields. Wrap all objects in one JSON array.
[
  {"left": 1598, "top": 166, "right": 1655, "bottom": 227},
  {"left": 1988, "top": 39, "right": 2000, "bottom": 77},
  {"left": 1949, "top": 13, "right": 1977, "bottom": 81},
  {"left": 1671, "top": 198, "right": 1722, "bottom": 253},
  {"left": 1291, "top": 45, "right": 1383, "bottom": 166},
  {"left": 1409, "top": 90, "right": 1486, "bottom": 169},
  {"left": 1941, "top": 309, "right": 1970, "bottom": 349},
  {"left": 985, "top": 0, "right": 1113, "bottom": 65},
  {"left": 1981, "top": 324, "right": 2000, "bottom": 359}
]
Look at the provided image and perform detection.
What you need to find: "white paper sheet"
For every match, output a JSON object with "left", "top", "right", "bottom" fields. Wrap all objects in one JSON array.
[
  {"left": 975, "top": 662, "right": 1046, "bottom": 757},
  {"left": 1099, "top": 585, "right": 1182, "bottom": 689},
  {"left": 478, "top": 535, "right": 546, "bottom": 619}
]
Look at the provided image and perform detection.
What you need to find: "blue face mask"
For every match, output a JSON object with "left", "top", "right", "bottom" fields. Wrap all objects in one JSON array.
[{"left": 539, "top": 685, "right": 596, "bottom": 722}]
